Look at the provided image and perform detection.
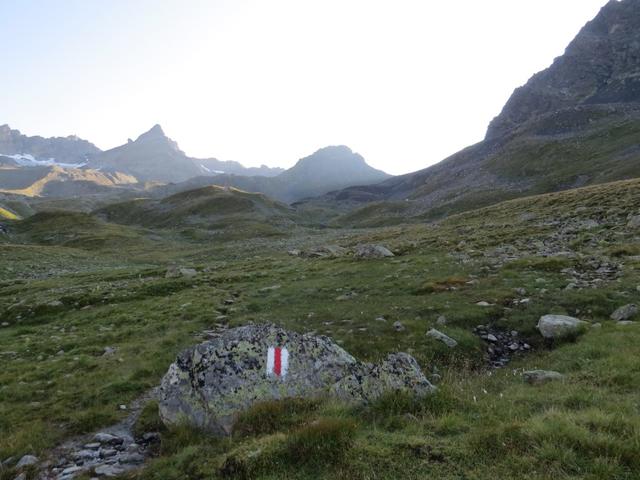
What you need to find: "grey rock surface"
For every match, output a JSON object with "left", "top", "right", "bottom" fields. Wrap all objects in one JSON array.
[
  {"left": 159, "top": 324, "right": 434, "bottom": 435},
  {"left": 353, "top": 244, "right": 394, "bottom": 259},
  {"left": 523, "top": 370, "right": 565, "bottom": 385},
  {"left": 610, "top": 304, "right": 638, "bottom": 322},
  {"left": 537, "top": 314, "right": 589, "bottom": 339},
  {"left": 426, "top": 329, "right": 458, "bottom": 348},
  {"left": 16, "top": 455, "right": 38, "bottom": 468}
]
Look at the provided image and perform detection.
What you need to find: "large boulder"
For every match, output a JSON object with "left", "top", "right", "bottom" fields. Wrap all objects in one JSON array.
[
  {"left": 159, "top": 324, "right": 434, "bottom": 435},
  {"left": 537, "top": 315, "right": 589, "bottom": 339}
]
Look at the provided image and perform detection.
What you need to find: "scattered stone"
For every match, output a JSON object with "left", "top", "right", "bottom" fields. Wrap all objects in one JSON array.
[
  {"left": 94, "top": 464, "right": 126, "bottom": 477},
  {"left": 610, "top": 304, "right": 638, "bottom": 322},
  {"left": 84, "top": 443, "right": 101, "bottom": 450},
  {"left": 118, "top": 453, "right": 145, "bottom": 464},
  {"left": 47, "top": 300, "right": 63, "bottom": 308},
  {"left": 259, "top": 285, "right": 281, "bottom": 292},
  {"left": 61, "top": 465, "right": 83, "bottom": 475},
  {"left": 1, "top": 322, "right": 9, "bottom": 327},
  {"left": 523, "top": 370, "right": 565, "bottom": 384},
  {"left": 436, "top": 315, "right": 447, "bottom": 325},
  {"left": 393, "top": 321, "right": 405, "bottom": 332},
  {"left": 93, "top": 433, "right": 123, "bottom": 445},
  {"left": 102, "top": 346, "right": 117, "bottom": 356},
  {"left": 627, "top": 215, "right": 640, "bottom": 229},
  {"left": 159, "top": 324, "right": 435, "bottom": 435},
  {"left": 617, "top": 321, "right": 635, "bottom": 326},
  {"left": 165, "top": 266, "right": 197, "bottom": 278},
  {"left": 336, "top": 292, "right": 358, "bottom": 301},
  {"left": 537, "top": 314, "right": 589, "bottom": 339},
  {"left": 14, "top": 474, "right": 26, "bottom": 480},
  {"left": 476, "top": 301, "right": 492, "bottom": 307},
  {"left": 73, "top": 449, "right": 98, "bottom": 460},
  {"left": 426, "top": 329, "right": 458, "bottom": 348},
  {"left": 353, "top": 244, "right": 394, "bottom": 259},
  {"left": 304, "top": 245, "right": 347, "bottom": 258},
  {"left": 287, "top": 249, "right": 301, "bottom": 256},
  {"left": 16, "top": 455, "right": 38, "bottom": 468},
  {"left": 375, "top": 316, "right": 387, "bottom": 322},
  {"left": 486, "top": 334, "right": 498, "bottom": 342}
]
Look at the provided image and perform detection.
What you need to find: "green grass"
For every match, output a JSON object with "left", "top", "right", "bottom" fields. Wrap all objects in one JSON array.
[{"left": 2, "top": 179, "right": 640, "bottom": 478}]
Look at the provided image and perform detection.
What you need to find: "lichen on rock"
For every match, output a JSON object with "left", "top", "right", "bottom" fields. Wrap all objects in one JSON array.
[{"left": 159, "top": 324, "right": 435, "bottom": 435}]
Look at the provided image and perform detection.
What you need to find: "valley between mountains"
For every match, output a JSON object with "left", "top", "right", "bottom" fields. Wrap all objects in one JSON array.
[{"left": 2, "top": 1, "right": 640, "bottom": 479}]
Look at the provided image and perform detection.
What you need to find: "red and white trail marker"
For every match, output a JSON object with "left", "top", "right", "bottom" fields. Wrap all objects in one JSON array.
[{"left": 267, "top": 347, "right": 289, "bottom": 378}]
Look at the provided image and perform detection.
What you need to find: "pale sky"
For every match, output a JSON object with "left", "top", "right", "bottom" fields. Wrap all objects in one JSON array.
[{"left": 1, "top": 0, "right": 609, "bottom": 175}]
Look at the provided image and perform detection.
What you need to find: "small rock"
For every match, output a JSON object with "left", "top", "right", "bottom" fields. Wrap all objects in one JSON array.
[
  {"left": 94, "top": 433, "right": 123, "bottom": 445},
  {"left": 486, "top": 334, "right": 498, "bottom": 342},
  {"left": 523, "top": 370, "right": 565, "bottom": 384},
  {"left": 100, "top": 449, "right": 118, "bottom": 458},
  {"left": 1, "top": 322, "right": 9, "bottom": 327},
  {"left": 84, "top": 443, "right": 101, "bottom": 450},
  {"left": 118, "top": 452, "right": 145, "bottom": 464},
  {"left": 61, "top": 465, "right": 83, "bottom": 475},
  {"left": 476, "top": 301, "right": 492, "bottom": 307},
  {"left": 16, "top": 455, "right": 38, "bottom": 468},
  {"left": 102, "top": 346, "right": 117, "bottom": 356},
  {"left": 353, "top": 244, "right": 394, "bottom": 259},
  {"left": 73, "top": 449, "right": 98, "bottom": 460},
  {"left": 617, "top": 321, "right": 635, "bottom": 326},
  {"left": 259, "top": 285, "right": 281, "bottom": 292},
  {"left": 436, "top": 315, "right": 447, "bottom": 325},
  {"left": 393, "top": 321, "right": 405, "bottom": 332},
  {"left": 426, "top": 329, "right": 458, "bottom": 348},
  {"left": 375, "top": 316, "right": 387, "bottom": 322},
  {"left": 94, "top": 464, "right": 126, "bottom": 477},
  {"left": 165, "top": 266, "right": 197, "bottom": 279},
  {"left": 14, "top": 473, "right": 26, "bottom": 480},
  {"left": 627, "top": 215, "right": 640, "bottom": 229},
  {"left": 610, "top": 304, "right": 638, "bottom": 322}
]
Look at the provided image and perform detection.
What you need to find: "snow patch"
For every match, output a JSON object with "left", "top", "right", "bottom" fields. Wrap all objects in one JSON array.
[{"left": 0, "top": 153, "right": 87, "bottom": 169}]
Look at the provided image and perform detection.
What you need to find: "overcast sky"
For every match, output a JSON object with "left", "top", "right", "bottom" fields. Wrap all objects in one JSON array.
[{"left": 1, "top": 0, "right": 609, "bottom": 174}]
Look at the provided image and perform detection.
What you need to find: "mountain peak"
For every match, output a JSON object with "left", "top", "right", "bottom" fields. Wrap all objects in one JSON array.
[{"left": 137, "top": 124, "right": 167, "bottom": 140}]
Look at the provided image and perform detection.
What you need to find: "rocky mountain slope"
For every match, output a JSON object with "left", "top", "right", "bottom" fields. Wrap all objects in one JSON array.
[
  {"left": 86, "top": 125, "right": 202, "bottom": 183},
  {"left": 155, "top": 145, "right": 391, "bottom": 204},
  {"left": 305, "top": 0, "right": 640, "bottom": 222},
  {"left": 0, "top": 124, "right": 100, "bottom": 165}
]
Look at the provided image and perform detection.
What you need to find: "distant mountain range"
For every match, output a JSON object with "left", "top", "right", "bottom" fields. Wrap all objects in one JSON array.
[
  {"left": 303, "top": 0, "right": 640, "bottom": 223},
  {"left": 0, "top": 124, "right": 389, "bottom": 202}
]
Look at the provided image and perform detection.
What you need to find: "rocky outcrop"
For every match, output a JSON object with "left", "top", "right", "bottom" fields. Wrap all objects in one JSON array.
[
  {"left": 159, "top": 324, "right": 434, "bottom": 435},
  {"left": 0, "top": 124, "right": 100, "bottom": 164},
  {"left": 487, "top": 0, "right": 640, "bottom": 139}
]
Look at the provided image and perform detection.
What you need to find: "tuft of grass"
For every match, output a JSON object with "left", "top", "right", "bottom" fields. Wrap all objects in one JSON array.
[
  {"left": 280, "top": 417, "right": 358, "bottom": 468},
  {"left": 233, "top": 398, "right": 320, "bottom": 438}
]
